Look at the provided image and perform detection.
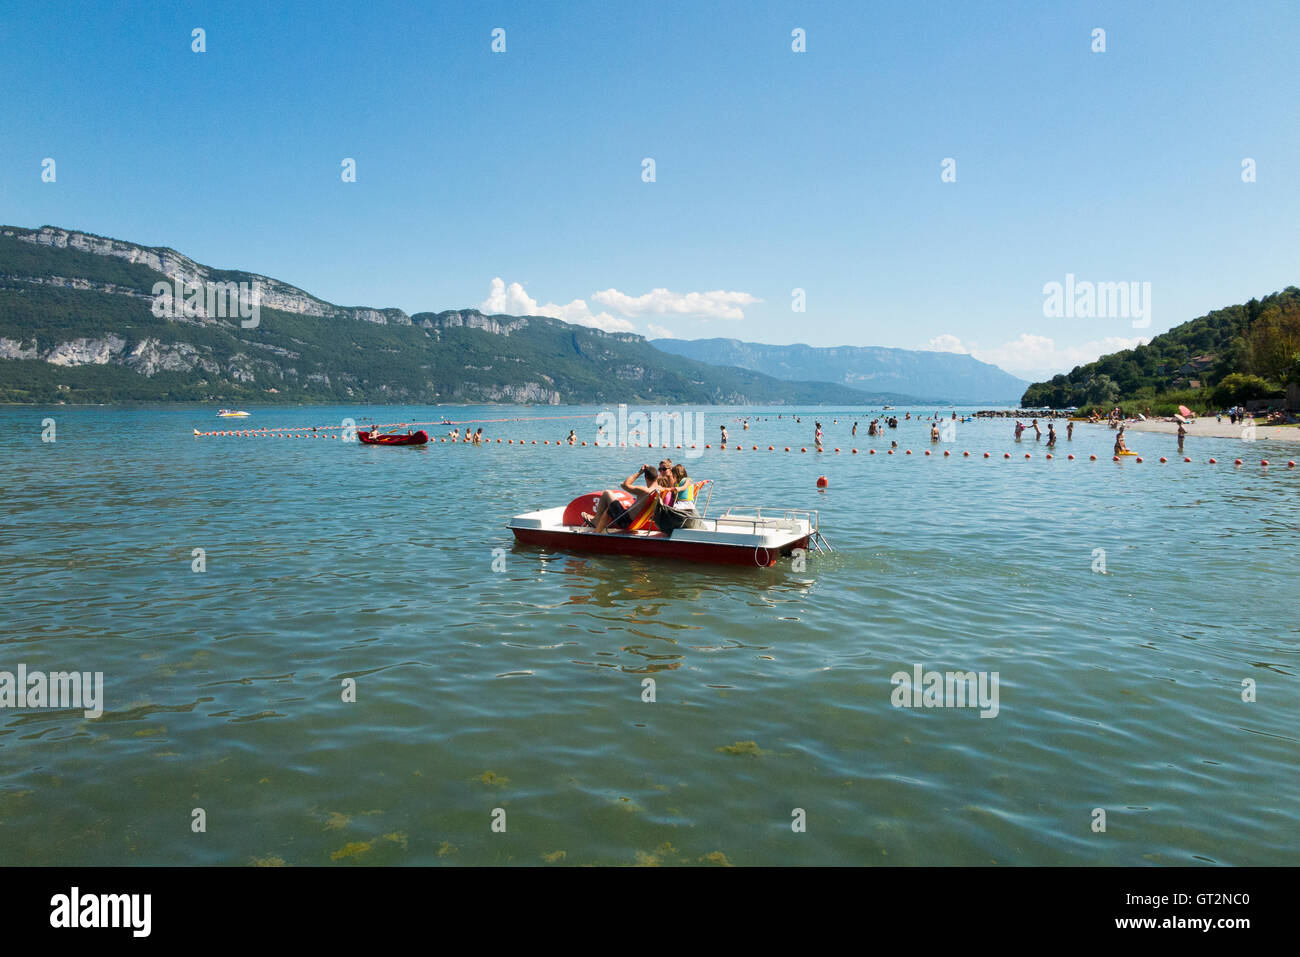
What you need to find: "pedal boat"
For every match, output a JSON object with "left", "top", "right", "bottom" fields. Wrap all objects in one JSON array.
[{"left": 508, "top": 492, "right": 820, "bottom": 567}]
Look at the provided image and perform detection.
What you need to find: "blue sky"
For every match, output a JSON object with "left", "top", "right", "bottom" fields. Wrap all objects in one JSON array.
[{"left": 2, "top": 0, "right": 1297, "bottom": 380}]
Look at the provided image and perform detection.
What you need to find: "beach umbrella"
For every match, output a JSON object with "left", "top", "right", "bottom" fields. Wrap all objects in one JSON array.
[{"left": 1178, "top": 405, "right": 1193, "bottom": 417}]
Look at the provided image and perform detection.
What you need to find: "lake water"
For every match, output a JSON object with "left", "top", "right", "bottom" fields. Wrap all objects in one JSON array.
[{"left": 2, "top": 404, "right": 1297, "bottom": 866}]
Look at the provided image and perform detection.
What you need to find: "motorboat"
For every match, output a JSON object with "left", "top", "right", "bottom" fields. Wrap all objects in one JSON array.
[{"left": 217, "top": 409, "right": 250, "bottom": 417}]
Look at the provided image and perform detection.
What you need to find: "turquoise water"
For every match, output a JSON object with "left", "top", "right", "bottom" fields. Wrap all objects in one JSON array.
[{"left": 1, "top": 404, "right": 1297, "bottom": 866}]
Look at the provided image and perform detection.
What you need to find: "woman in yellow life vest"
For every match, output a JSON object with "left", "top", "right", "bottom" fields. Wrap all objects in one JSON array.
[{"left": 670, "top": 464, "right": 695, "bottom": 509}]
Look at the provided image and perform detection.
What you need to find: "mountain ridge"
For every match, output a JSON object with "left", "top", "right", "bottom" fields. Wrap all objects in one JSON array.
[
  {"left": 0, "top": 225, "right": 923, "bottom": 406},
  {"left": 651, "top": 336, "right": 1028, "bottom": 404}
]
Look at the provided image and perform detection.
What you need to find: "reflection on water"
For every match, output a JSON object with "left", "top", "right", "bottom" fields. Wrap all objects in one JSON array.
[{"left": 2, "top": 404, "right": 1298, "bottom": 865}]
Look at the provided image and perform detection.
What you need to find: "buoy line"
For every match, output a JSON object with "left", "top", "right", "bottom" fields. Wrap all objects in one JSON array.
[{"left": 187, "top": 429, "right": 1299, "bottom": 468}]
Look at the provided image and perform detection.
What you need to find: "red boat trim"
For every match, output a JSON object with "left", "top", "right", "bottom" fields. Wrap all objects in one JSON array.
[{"left": 511, "top": 528, "right": 809, "bottom": 567}]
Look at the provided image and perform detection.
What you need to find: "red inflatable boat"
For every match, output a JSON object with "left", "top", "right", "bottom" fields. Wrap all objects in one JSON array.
[{"left": 359, "top": 429, "right": 429, "bottom": 446}]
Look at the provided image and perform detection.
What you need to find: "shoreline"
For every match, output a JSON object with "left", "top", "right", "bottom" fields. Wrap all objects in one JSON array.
[{"left": 1117, "top": 418, "right": 1300, "bottom": 443}]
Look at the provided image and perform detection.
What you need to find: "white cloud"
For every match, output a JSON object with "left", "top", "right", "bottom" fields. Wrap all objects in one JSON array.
[
  {"left": 927, "top": 332, "right": 1151, "bottom": 380},
  {"left": 927, "top": 334, "right": 968, "bottom": 354},
  {"left": 591, "top": 287, "right": 760, "bottom": 320},
  {"left": 646, "top": 324, "right": 675, "bottom": 339},
  {"left": 480, "top": 278, "right": 634, "bottom": 333}
]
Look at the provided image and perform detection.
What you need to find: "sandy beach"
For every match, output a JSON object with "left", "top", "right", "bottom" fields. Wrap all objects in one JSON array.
[{"left": 1118, "top": 418, "right": 1300, "bottom": 442}]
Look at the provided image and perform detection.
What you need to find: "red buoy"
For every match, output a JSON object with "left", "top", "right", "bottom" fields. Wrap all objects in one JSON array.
[{"left": 816, "top": 476, "right": 828, "bottom": 488}]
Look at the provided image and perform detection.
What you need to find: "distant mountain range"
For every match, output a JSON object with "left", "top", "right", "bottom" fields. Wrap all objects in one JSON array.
[
  {"left": 0, "top": 226, "right": 918, "bottom": 405},
  {"left": 0, "top": 224, "right": 1024, "bottom": 406},
  {"left": 651, "top": 338, "right": 1028, "bottom": 405}
]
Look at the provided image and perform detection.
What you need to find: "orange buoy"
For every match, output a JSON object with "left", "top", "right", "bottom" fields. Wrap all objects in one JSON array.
[
  {"left": 834, "top": 447, "right": 840, "bottom": 453},
  {"left": 1067, "top": 454, "right": 1074, "bottom": 460},
  {"left": 1234, "top": 458, "right": 1242, "bottom": 465},
  {"left": 1135, "top": 457, "right": 1143, "bottom": 462},
  {"left": 753, "top": 445, "right": 758, "bottom": 450},
  {"left": 852, "top": 448, "right": 858, "bottom": 454},
  {"left": 1003, "top": 453, "right": 1010, "bottom": 459},
  {"left": 943, "top": 450, "right": 949, "bottom": 456},
  {"left": 924, "top": 450, "right": 931, "bottom": 456},
  {"left": 1261, "top": 460, "right": 1269, "bottom": 466},
  {"left": 816, "top": 476, "right": 828, "bottom": 488},
  {"left": 801, "top": 447, "right": 807, "bottom": 453},
  {"left": 785, "top": 447, "right": 791, "bottom": 452},
  {"left": 1024, "top": 453, "right": 1031, "bottom": 459},
  {"left": 905, "top": 449, "right": 912, "bottom": 455},
  {"left": 963, "top": 451, "right": 969, "bottom": 457},
  {"left": 887, "top": 449, "right": 894, "bottom": 455},
  {"left": 870, "top": 448, "right": 876, "bottom": 454},
  {"left": 769, "top": 445, "right": 774, "bottom": 450},
  {"left": 1159, "top": 457, "right": 1167, "bottom": 463},
  {"left": 1090, "top": 454, "right": 1097, "bottom": 460},
  {"left": 983, "top": 452, "right": 989, "bottom": 458},
  {"left": 1046, "top": 453, "right": 1052, "bottom": 460},
  {"left": 1209, "top": 458, "right": 1217, "bottom": 464}
]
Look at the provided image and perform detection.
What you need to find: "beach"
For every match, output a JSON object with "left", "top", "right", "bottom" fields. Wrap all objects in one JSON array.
[{"left": 1122, "top": 417, "right": 1300, "bottom": 442}]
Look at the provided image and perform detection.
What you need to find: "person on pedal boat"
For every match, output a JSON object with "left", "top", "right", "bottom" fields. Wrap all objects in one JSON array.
[{"left": 585, "top": 466, "right": 668, "bottom": 533}]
